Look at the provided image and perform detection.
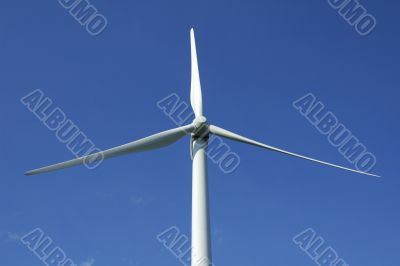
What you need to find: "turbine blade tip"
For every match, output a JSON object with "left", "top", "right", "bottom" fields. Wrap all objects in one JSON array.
[{"left": 363, "top": 171, "right": 381, "bottom": 178}]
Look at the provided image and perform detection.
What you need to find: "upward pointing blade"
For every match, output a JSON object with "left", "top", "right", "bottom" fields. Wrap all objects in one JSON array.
[
  {"left": 190, "top": 28, "right": 203, "bottom": 118},
  {"left": 209, "top": 125, "right": 380, "bottom": 177},
  {"left": 25, "top": 124, "right": 195, "bottom": 175}
]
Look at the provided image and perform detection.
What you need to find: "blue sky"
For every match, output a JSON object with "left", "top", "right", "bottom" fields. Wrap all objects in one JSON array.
[{"left": 0, "top": 0, "right": 399, "bottom": 265}]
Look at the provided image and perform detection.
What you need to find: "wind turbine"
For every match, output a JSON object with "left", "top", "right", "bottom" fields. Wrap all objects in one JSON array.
[{"left": 25, "top": 28, "right": 379, "bottom": 266}]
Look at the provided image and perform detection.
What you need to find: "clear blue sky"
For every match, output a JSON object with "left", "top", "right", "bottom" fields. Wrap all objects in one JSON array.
[{"left": 0, "top": 0, "right": 398, "bottom": 265}]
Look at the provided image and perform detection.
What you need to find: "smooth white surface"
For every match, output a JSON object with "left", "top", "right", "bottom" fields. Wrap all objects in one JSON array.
[
  {"left": 25, "top": 124, "right": 194, "bottom": 175},
  {"left": 209, "top": 124, "right": 380, "bottom": 177},
  {"left": 190, "top": 28, "right": 203, "bottom": 118},
  {"left": 192, "top": 138, "right": 212, "bottom": 266}
]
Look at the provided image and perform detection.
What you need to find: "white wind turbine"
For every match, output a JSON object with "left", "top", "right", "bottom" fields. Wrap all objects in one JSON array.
[{"left": 25, "top": 28, "right": 379, "bottom": 266}]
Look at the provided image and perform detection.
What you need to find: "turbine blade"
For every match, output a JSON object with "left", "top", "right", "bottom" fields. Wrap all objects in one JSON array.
[
  {"left": 208, "top": 125, "right": 380, "bottom": 177},
  {"left": 190, "top": 28, "right": 203, "bottom": 117},
  {"left": 25, "top": 124, "right": 195, "bottom": 176}
]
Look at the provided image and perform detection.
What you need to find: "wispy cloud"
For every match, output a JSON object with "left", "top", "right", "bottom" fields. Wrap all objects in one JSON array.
[
  {"left": 7, "top": 232, "right": 22, "bottom": 242},
  {"left": 129, "top": 195, "right": 144, "bottom": 206},
  {"left": 213, "top": 227, "right": 224, "bottom": 243},
  {"left": 80, "top": 258, "right": 95, "bottom": 266},
  {"left": 129, "top": 194, "right": 156, "bottom": 207},
  {"left": 0, "top": 231, "right": 22, "bottom": 242},
  {"left": 121, "top": 257, "right": 138, "bottom": 266}
]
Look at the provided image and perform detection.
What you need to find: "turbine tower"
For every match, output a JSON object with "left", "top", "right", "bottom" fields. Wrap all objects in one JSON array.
[{"left": 25, "top": 28, "right": 379, "bottom": 266}]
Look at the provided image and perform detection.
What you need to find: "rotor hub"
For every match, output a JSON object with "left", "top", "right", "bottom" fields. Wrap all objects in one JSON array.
[
  {"left": 192, "top": 116, "right": 209, "bottom": 138},
  {"left": 193, "top": 115, "right": 207, "bottom": 126}
]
